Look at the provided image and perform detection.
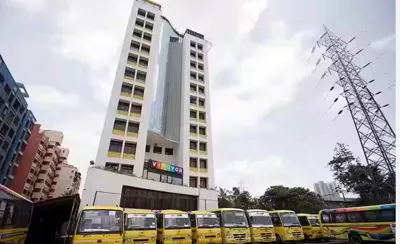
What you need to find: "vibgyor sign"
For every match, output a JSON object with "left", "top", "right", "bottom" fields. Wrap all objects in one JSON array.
[{"left": 150, "top": 160, "right": 183, "bottom": 175}]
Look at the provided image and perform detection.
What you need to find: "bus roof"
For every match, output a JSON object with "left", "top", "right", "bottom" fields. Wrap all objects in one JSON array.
[
  {"left": 159, "top": 209, "right": 187, "bottom": 214},
  {"left": 190, "top": 211, "right": 215, "bottom": 215},
  {"left": 320, "top": 203, "right": 395, "bottom": 214},
  {"left": 268, "top": 210, "right": 296, "bottom": 214},
  {"left": 209, "top": 208, "right": 244, "bottom": 212},
  {"left": 0, "top": 184, "right": 32, "bottom": 203},
  {"left": 297, "top": 213, "right": 318, "bottom": 217},
  {"left": 82, "top": 206, "right": 123, "bottom": 211},
  {"left": 246, "top": 209, "right": 269, "bottom": 213},
  {"left": 125, "top": 209, "right": 155, "bottom": 214}
]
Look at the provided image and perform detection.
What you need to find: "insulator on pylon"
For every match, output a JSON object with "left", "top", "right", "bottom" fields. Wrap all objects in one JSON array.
[
  {"left": 330, "top": 86, "right": 334, "bottom": 91},
  {"left": 368, "top": 79, "right": 375, "bottom": 83},
  {"left": 355, "top": 49, "right": 363, "bottom": 55},
  {"left": 375, "top": 91, "right": 382, "bottom": 95},
  {"left": 334, "top": 98, "right": 339, "bottom": 102},
  {"left": 347, "top": 37, "right": 356, "bottom": 44},
  {"left": 382, "top": 104, "right": 390, "bottom": 108},
  {"left": 362, "top": 62, "right": 371, "bottom": 69},
  {"left": 338, "top": 110, "right": 343, "bottom": 115}
]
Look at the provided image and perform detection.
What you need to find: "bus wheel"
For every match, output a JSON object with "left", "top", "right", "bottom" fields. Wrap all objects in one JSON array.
[
  {"left": 276, "top": 234, "right": 283, "bottom": 243},
  {"left": 349, "top": 234, "right": 363, "bottom": 244}
]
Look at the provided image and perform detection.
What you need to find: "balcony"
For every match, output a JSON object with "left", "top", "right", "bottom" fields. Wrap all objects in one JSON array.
[
  {"left": 190, "top": 167, "right": 198, "bottom": 172},
  {"left": 200, "top": 168, "right": 208, "bottom": 173},
  {"left": 190, "top": 149, "right": 198, "bottom": 154},
  {"left": 122, "top": 153, "right": 135, "bottom": 160},
  {"left": 126, "top": 132, "right": 138, "bottom": 138},
  {"left": 107, "top": 151, "right": 121, "bottom": 158},
  {"left": 199, "top": 150, "right": 207, "bottom": 156},
  {"left": 116, "top": 110, "right": 129, "bottom": 116},
  {"left": 112, "top": 129, "right": 125, "bottom": 136}
]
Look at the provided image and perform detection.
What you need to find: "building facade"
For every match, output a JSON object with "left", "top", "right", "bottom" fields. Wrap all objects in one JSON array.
[
  {"left": 82, "top": 0, "right": 217, "bottom": 210},
  {"left": 10, "top": 126, "right": 81, "bottom": 201},
  {"left": 314, "top": 181, "right": 341, "bottom": 200},
  {"left": 50, "top": 163, "right": 81, "bottom": 198},
  {"left": 0, "top": 54, "right": 36, "bottom": 186}
]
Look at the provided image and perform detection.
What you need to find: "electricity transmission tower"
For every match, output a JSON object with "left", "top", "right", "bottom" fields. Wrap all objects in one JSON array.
[{"left": 316, "top": 25, "right": 396, "bottom": 201}]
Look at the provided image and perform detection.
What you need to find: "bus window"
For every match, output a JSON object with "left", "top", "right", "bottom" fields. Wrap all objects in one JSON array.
[
  {"left": 347, "top": 212, "right": 362, "bottom": 223},
  {"left": 189, "top": 214, "right": 196, "bottom": 227},
  {"left": 270, "top": 214, "right": 282, "bottom": 227},
  {"left": 362, "top": 211, "right": 378, "bottom": 222},
  {"left": 321, "top": 213, "right": 330, "bottom": 223},
  {"left": 379, "top": 210, "right": 395, "bottom": 222},
  {"left": 298, "top": 216, "right": 310, "bottom": 226},
  {"left": 333, "top": 213, "right": 346, "bottom": 223}
]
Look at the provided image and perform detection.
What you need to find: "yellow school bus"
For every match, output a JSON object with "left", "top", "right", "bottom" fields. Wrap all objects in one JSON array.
[
  {"left": 209, "top": 208, "right": 251, "bottom": 243},
  {"left": 73, "top": 205, "right": 124, "bottom": 244},
  {"left": 319, "top": 204, "right": 395, "bottom": 243},
  {"left": 269, "top": 210, "right": 304, "bottom": 242},
  {"left": 124, "top": 209, "right": 157, "bottom": 244},
  {"left": 188, "top": 211, "right": 222, "bottom": 244},
  {"left": 297, "top": 214, "right": 322, "bottom": 241},
  {"left": 245, "top": 209, "right": 276, "bottom": 243},
  {"left": 0, "top": 184, "right": 33, "bottom": 243},
  {"left": 155, "top": 209, "right": 191, "bottom": 244}
]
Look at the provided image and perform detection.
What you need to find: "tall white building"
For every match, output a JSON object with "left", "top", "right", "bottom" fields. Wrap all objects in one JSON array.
[
  {"left": 81, "top": 0, "right": 217, "bottom": 210},
  {"left": 313, "top": 181, "right": 341, "bottom": 200}
]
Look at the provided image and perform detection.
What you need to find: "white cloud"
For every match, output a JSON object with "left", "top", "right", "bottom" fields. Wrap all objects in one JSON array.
[
  {"left": 7, "top": 0, "right": 47, "bottom": 12},
  {"left": 370, "top": 33, "right": 395, "bottom": 49},
  {"left": 26, "top": 84, "right": 81, "bottom": 109}
]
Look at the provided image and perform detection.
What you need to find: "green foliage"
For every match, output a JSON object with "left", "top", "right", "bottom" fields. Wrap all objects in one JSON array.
[
  {"left": 327, "top": 143, "right": 395, "bottom": 204},
  {"left": 218, "top": 185, "right": 324, "bottom": 213}
]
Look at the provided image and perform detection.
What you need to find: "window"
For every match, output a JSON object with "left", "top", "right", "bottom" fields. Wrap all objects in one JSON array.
[
  {"left": 7, "top": 128, "right": 13, "bottom": 138},
  {"left": 190, "top": 41, "right": 196, "bottom": 48},
  {"left": 298, "top": 216, "right": 310, "bottom": 226},
  {"left": 153, "top": 146, "right": 162, "bottom": 154},
  {"left": 121, "top": 83, "right": 133, "bottom": 95},
  {"left": 190, "top": 158, "right": 197, "bottom": 168},
  {"left": 127, "top": 54, "right": 138, "bottom": 64},
  {"left": 190, "top": 141, "right": 197, "bottom": 150},
  {"left": 198, "top": 43, "right": 203, "bottom": 51},
  {"left": 198, "top": 53, "right": 203, "bottom": 60},
  {"left": 125, "top": 68, "right": 136, "bottom": 79},
  {"left": 190, "top": 84, "right": 197, "bottom": 92},
  {"left": 190, "top": 50, "right": 196, "bottom": 58},
  {"left": 1, "top": 140, "right": 8, "bottom": 151},
  {"left": 198, "top": 74, "right": 204, "bottom": 82},
  {"left": 146, "top": 11, "right": 155, "bottom": 20},
  {"left": 190, "top": 110, "right": 197, "bottom": 119},
  {"left": 190, "top": 177, "right": 197, "bottom": 187},
  {"left": 190, "top": 125, "right": 197, "bottom": 134},
  {"left": 198, "top": 86, "right": 205, "bottom": 94},
  {"left": 190, "top": 96, "right": 197, "bottom": 105},
  {"left": 143, "top": 33, "right": 152, "bottom": 42},
  {"left": 12, "top": 116, "right": 20, "bottom": 126},
  {"left": 120, "top": 164, "right": 134, "bottom": 175},
  {"left": 135, "top": 18, "right": 144, "bottom": 27},
  {"left": 6, "top": 111, "right": 14, "bottom": 123},
  {"left": 0, "top": 123, "right": 9, "bottom": 137},
  {"left": 200, "top": 159, "right": 207, "bottom": 169},
  {"left": 133, "top": 28, "right": 142, "bottom": 38},
  {"left": 12, "top": 100, "right": 20, "bottom": 112},
  {"left": 199, "top": 142, "right": 207, "bottom": 152},
  {"left": 199, "top": 127, "right": 206, "bottom": 136},
  {"left": 190, "top": 72, "right": 197, "bottom": 80},
  {"left": 347, "top": 212, "right": 362, "bottom": 223},
  {"left": 198, "top": 98, "right": 205, "bottom": 107},
  {"left": 131, "top": 41, "right": 140, "bottom": 51},
  {"left": 141, "top": 44, "right": 150, "bottom": 54},
  {"left": 199, "top": 112, "right": 205, "bottom": 121},
  {"left": 127, "top": 122, "right": 139, "bottom": 133},
  {"left": 138, "top": 8, "right": 146, "bottom": 17},
  {"left": 117, "top": 100, "right": 130, "bottom": 112},
  {"left": 133, "top": 86, "right": 145, "bottom": 98},
  {"left": 109, "top": 140, "right": 123, "bottom": 153},
  {"left": 145, "top": 145, "right": 150, "bottom": 153},
  {"left": 190, "top": 61, "right": 196, "bottom": 68},
  {"left": 334, "top": 213, "right": 346, "bottom": 223},
  {"left": 145, "top": 22, "right": 153, "bottom": 31},
  {"left": 270, "top": 214, "right": 282, "bottom": 226},
  {"left": 124, "top": 142, "right": 137, "bottom": 155},
  {"left": 165, "top": 148, "right": 173, "bottom": 155},
  {"left": 198, "top": 63, "right": 204, "bottom": 71},
  {"left": 113, "top": 119, "right": 126, "bottom": 131},
  {"left": 138, "top": 57, "right": 148, "bottom": 67},
  {"left": 136, "top": 70, "right": 147, "bottom": 82},
  {"left": 199, "top": 177, "right": 208, "bottom": 188},
  {"left": 131, "top": 104, "right": 142, "bottom": 115},
  {"left": 379, "top": 209, "right": 395, "bottom": 222}
]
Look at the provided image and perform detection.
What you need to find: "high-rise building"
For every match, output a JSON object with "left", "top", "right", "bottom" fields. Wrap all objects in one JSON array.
[
  {"left": 81, "top": 0, "right": 217, "bottom": 210},
  {"left": 10, "top": 125, "right": 81, "bottom": 201},
  {"left": 313, "top": 181, "right": 341, "bottom": 200},
  {"left": 0, "top": 54, "right": 36, "bottom": 186}
]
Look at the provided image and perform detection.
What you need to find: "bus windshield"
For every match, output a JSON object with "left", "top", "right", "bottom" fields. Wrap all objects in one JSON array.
[
  {"left": 165, "top": 214, "right": 191, "bottom": 229},
  {"left": 197, "top": 214, "right": 220, "bottom": 228},
  {"left": 308, "top": 218, "right": 319, "bottom": 226},
  {"left": 77, "top": 209, "right": 123, "bottom": 234},
  {"left": 126, "top": 213, "right": 156, "bottom": 230},
  {"left": 280, "top": 213, "right": 301, "bottom": 227},
  {"left": 222, "top": 211, "right": 248, "bottom": 228},
  {"left": 248, "top": 212, "right": 273, "bottom": 227}
]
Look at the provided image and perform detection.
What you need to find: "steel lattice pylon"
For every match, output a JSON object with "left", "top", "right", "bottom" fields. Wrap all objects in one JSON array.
[{"left": 317, "top": 26, "right": 396, "bottom": 201}]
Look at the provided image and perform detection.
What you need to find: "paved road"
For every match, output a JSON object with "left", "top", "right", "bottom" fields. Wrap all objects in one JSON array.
[{"left": 303, "top": 241, "right": 348, "bottom": 244}]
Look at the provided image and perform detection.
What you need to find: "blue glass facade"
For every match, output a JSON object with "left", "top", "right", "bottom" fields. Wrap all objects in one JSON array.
[{"left": 0, "top": 55, "right": 36, "bottom": 186}]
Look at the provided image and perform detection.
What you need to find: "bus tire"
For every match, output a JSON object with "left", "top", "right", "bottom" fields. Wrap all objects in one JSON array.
[
  {"left": 276, "top": 234, "right": 283, "bottom": 243},
  {"left": 304, "top": 234, "right": 309, "bottom": 242},
  {"left": 349, "top": 233, "right": 363, "bottom": 244}
]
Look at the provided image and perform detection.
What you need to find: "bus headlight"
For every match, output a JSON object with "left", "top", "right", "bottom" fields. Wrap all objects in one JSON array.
[
  {"left": 125, "top": 238, "right": 131, "bottom": 242},
  {"left": 286, "top": 234, "right": 291, "bottom": 237},
  {"left": 164, "top": 237, "right": 170, "bottom": 240},
  {"left": 187, "top": 235, "right": 191, "bottom": 239},
  {"left": 199, "top": 235, "right": 203, "bottom": 238},
  {"left": 217, "top": 233, "right": 221, "bottom": 237},
  {"left": 152, "top": 237, "right": 156, "bottom": 241}
]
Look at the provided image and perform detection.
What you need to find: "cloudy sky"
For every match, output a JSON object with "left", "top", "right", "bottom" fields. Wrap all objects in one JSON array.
[{"left": 0, "top": 0, "right": 395, "bottom": 197}]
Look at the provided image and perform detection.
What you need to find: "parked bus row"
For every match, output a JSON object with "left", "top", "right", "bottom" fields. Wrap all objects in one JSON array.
[{"left": 0, "top": 184, "right": 395, "bottom": 244}]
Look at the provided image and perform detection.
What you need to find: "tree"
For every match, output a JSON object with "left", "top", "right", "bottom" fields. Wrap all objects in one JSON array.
[
  {"left": 217, "top": 187, "right": 232, "bottom": 208},
  {"left": 217, "top": 187, "right": 257, "bottom": 210},
  {"left": 327, "top": 143, "right": 394, "bottom": 204},
  {"left": 258, "top": 186, "right": 324, "bottom": 213},
  {"left": 62, "top": 189, "right": 74, "bottom": 197}
]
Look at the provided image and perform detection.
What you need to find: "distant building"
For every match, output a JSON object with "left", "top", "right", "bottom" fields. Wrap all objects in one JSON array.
[
  {"left": 51, "top": 163, "right": 81, "bottom": 198},
  {"left": 314, "top": 181, "right": 341, "bottom": 200},
  {"left": 9, "top": 125, "right": 81, "bottom": 201},
  {"left": 0, "top": 54, "right": 36, "bottom": 186}
]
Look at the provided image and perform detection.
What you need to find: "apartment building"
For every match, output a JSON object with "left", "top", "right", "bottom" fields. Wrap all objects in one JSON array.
[
  {"left": 0, "top": 54, "right": 36, "bottom": 185},
  {"left": 314, "top": 181, "right": 341, "bottom": 200},
  {"left": 81, "top": 0, "right": 217, "bottom": 210},
  {"left": 50, "top": 163, "right": 81, "bottom": 198}
]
